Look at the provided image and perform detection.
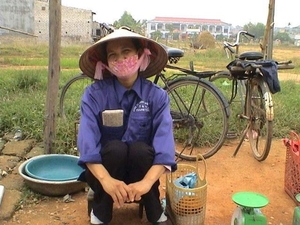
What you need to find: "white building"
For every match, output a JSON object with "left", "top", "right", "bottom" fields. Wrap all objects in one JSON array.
[{"left": 146, "top": 16, "right": 231, "bottom": 39}]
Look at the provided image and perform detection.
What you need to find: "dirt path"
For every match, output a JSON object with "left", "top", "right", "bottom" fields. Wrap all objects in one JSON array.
[{"left": 2, "top": 138, "right": 297, "bottom": 225}]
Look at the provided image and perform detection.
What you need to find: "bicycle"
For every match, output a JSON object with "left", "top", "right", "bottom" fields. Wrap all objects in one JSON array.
[
  {"left": 211, "top": 31, "right": 293, "bottom": 105},
  {"left": 59, "top": 24, "right": 230, "bottom": 161},
  {"left": 210, "top": 31, "right": 294, "bottom": 161},
  {"left": 209, "top": 31, "right": 257, "bottom": 138}
]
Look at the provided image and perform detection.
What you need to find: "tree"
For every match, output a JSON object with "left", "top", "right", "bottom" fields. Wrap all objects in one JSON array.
[
  {"left": 274, "top": 32, "right": 292, "bottom": 43},
  {"left": 165, "top": 24, "right": 174, "bottom": 40},
  {"left": 112, "top": 11, "right": 145, "bottom": 34},
  {"left": 243, "top": 22, "right": 265, "bottom": 40},
  {"left": 215, "top": 34, "right": 225, "bottom": 42},
  {"left": 151, "top": 30, "right": 163, "bottom": 41}
]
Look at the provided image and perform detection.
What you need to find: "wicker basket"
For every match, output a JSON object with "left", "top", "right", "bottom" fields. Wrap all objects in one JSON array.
[
  {"left": 166, "top": 154, "right": 207, "bottom": 225},
  {"left": 284, "top": 131, "right": 300, "bottom": 205}
]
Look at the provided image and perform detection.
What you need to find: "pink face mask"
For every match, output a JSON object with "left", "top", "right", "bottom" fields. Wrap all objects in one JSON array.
[
  {"left": 94, "top": 48, "right": 151, "bottom": 80},
  {"left": 108, "top": 54, "right": 139, "bottom": 79}
]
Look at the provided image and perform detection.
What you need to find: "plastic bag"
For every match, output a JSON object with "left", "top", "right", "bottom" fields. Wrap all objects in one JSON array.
[{"left": 174, "top": 172, "right": 197, "bottom": 189}]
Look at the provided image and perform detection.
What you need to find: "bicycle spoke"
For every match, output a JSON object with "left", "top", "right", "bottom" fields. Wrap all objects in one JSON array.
[{"left": 166, "top": 78, "right": 228, "bottom": 160}]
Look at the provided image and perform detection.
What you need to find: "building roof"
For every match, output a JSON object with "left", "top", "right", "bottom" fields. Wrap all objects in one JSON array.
[{"left": 149, "top": 16, "right": 231, "bottom": 26}]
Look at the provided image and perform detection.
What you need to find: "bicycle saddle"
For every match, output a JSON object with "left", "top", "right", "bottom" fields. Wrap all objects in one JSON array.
[
  {"left": 239, "top": 51, "right": 263, "bottom": 60},
  {"left": 161, "top": 44, "right": 184, "bottom": 63}
]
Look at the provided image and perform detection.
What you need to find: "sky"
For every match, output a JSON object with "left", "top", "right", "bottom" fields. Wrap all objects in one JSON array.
[{"left": 61, "top": 0, "right": 299, "bottom": 28}]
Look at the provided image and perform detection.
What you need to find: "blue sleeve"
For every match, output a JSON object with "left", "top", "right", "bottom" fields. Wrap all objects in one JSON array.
[
  {"left": 151, "top": 89, "right": 177, "bottom": 171},
  {"left": 77, "top": 86, "right": 103, "bottom": 168}
]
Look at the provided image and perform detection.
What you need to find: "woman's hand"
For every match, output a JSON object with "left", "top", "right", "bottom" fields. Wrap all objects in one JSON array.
[
  {"left": 127, "top": 180, "right": 152, "bottom": 201},
  {"left": 100, "top": 176, "right": 131, "bottom": 208},
  {"left": 128, "top": 165, "right": 167, "bottom": 201},
  {"left": 86, "top": 163, "right": 131, "bottom": 208}
]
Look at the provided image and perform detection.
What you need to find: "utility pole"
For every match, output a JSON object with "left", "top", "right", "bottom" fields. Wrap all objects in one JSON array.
[
  {"left": 44, "top": 0, "right": 61, "bottom": 153},
  {"left": 267, "top": 0, "right": 275, "bottom": 59},
  {"left": 261, "top": 0, "right": 275, "bottom": 59}
]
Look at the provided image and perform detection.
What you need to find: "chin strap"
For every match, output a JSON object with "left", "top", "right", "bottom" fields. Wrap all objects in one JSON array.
[
  {"left": 139, "top": 48, "right": 151, "bottom": 71},
  {"left": 94, "top": 61, "right": 106, "bottom": 80}
]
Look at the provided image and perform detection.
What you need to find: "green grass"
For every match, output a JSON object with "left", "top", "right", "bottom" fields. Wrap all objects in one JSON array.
[{"left": 0, "top": 41, "right": 299, "bottom": 154}]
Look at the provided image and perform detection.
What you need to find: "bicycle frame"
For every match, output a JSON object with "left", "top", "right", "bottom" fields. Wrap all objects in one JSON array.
[{"left": 227, "top": 58, "right": 275, "bottom": 161}]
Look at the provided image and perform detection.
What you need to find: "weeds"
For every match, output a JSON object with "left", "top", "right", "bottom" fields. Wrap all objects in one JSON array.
[{"left": 15, "top": 186, "right": 49, "bottom": 210}]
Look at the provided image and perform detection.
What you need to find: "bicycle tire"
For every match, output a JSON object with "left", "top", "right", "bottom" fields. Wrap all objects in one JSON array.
[
  {"left": 59, "top": 73, "right": 94, "bottom": 121},
  {"left": 165, "top": 76, "right": 229, "bottom": 160},
  {"left": 210, "top": 71, "right": 247, "bottom": 136},
  {"left": 246, "top": 77, "right": 273, "bottom": 161}
]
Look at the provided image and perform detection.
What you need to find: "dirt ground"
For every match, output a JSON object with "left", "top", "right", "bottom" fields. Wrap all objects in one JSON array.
[{"left": 2, "top": 138, "right": 298, "bottom": 225}]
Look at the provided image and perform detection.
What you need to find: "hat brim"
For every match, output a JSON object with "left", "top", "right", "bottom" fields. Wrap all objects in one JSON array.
[{"left": 79, "top": 29, "right": 168, "bottom": 79}]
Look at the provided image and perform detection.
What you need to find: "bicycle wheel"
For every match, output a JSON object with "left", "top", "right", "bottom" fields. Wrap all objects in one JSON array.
[
  {"left": 210, "top": 71, "right": 246, "bottom": 137},
  {"left": 165, "top": 76, "right": 229, "bottom": 160},
  {"left": 59, "top": 73, "right": 94, "bottom": 121},
  {"left": 246, "top": 78, "right": 273, "bottom": 161}
]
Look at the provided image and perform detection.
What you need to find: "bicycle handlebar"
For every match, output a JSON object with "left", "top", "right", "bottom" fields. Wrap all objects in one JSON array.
[
  {"left": 223, "top": 31, "right": 256, "bottom": 59},
  {"left": 224, "top": 31, "right": 255, "bottom": 48},
  {"left": 235, "top": 31, "right": 255, "bottom": 45}
]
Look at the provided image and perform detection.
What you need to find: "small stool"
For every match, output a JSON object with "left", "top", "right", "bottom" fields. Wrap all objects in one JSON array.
[{"left": 87, "top": 188, "right": 144, "bottom": 219}]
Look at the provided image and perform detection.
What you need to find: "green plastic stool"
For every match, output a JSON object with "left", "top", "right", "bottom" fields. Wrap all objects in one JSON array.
[{"left": 231, "top": 191, "right": 269, "bottom": 225}]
